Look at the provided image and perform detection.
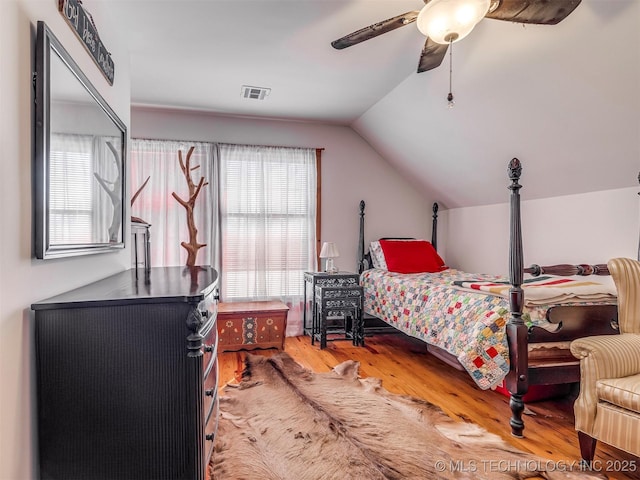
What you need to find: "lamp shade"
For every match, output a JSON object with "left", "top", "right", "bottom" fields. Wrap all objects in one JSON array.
[
  {"left": 319, "top": 242, "right": 339, "bottom": 258},
  {"left": 417, "top": 0, "right": 490, "bottom": 45}
]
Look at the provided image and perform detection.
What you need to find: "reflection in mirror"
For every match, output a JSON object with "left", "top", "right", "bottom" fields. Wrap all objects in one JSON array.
[{"left": 34, "top": 21, "right": 126, "bottom": 259}]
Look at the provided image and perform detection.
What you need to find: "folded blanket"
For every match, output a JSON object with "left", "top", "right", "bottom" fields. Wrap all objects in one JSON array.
[{"left": 451, "top": 275, "right": 617, "bottom": 306}]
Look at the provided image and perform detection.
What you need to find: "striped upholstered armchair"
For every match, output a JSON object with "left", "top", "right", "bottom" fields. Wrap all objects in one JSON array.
[{"left": 570, "top": 257, "right": 640, "bottom": 463}]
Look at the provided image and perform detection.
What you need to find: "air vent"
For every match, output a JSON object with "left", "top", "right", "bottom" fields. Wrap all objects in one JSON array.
[{"left": 241, "top": 85, "right": 271, "bottom": 100}]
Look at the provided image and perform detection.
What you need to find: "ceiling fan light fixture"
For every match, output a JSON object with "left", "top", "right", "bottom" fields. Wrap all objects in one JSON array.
[{"left": 417, "top": 0, "right": 491, "bottom": 45}]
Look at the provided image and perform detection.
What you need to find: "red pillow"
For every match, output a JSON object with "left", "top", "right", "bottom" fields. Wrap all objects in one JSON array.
[{"left": 378, "top": 240, "right": 447, "bottom": 274}]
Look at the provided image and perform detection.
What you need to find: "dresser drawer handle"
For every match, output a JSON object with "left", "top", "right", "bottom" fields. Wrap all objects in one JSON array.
[
  {"left": 205, "top": 388, "right": 215, "bottom": 397},
  {"left": 206, "top": 433, "right": 215, "bottom": 442}
]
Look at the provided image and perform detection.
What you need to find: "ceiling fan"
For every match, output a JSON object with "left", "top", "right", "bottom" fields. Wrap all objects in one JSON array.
[{"left": 331, "top": 0, "right": 582, "bottom": 73}]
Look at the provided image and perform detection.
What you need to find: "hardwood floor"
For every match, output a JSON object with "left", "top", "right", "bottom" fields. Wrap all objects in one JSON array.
[{"left": 217, "top": 333, "right": 640, "bottom": 480}]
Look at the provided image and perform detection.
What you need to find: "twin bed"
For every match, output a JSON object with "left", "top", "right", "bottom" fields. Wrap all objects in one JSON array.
[{"left": 357, "top": 158, "right": 620, "bottom": 437}]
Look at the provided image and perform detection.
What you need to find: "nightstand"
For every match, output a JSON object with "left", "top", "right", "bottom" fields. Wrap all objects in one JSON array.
[
  {"left": 303, "top": 271, "right": 360, "bottom": 336},
  {"left": 313, "top": 284, "right": 364, "bottom": 349}
]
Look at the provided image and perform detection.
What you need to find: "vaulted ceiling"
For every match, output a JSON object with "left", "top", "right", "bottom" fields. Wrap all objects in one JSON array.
[{"left": 112, "top": 0, "right": 640, "bottom": 208}]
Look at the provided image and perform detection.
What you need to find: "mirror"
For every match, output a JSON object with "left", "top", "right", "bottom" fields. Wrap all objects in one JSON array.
[{"left": 34, "top": 21, "right": 127, "bottom": 259}]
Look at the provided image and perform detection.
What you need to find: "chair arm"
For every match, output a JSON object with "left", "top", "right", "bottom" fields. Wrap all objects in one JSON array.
[
  {"left": 571, "top": 334, "right": 640, "bottom": 379},
  {"left": 571, "top": 334, "right": 640, "bottom": 433}
]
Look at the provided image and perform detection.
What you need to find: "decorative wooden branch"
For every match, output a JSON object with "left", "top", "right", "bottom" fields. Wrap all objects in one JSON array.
[
  {"left": 525, "top": 263, "right": 610, "bottom": 277},
  {"left": 131, "top": 176, "right": 150, "bottom": 206},
  {"left": 93, "top": 141, "right": 122, "bottom": 243},
  {"left": 172, "top": 146, "right": 208, "bottom": 266},
  {"left": 130, "top": 175, "right": 150, "bottom": 224}
]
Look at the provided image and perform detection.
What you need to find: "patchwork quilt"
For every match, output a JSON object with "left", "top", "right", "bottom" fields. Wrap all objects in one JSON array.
[{"left": 361, "top": 268, "right": 615, "bottom": 390}]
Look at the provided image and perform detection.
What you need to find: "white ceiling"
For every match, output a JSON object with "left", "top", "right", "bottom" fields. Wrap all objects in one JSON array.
[
  {"left": 114, "top": 0, "right": 426, "bottom": 124},
  {"left": 109, "top": 0, "right": 640, "bottom": 207}
]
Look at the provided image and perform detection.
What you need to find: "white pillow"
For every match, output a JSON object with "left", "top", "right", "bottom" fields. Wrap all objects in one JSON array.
[{"left": 369, "top": 241, "right": 388, "bottom": 270}]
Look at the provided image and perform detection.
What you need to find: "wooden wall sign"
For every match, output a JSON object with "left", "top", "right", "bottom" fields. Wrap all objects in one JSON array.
[{"left": 58, "top": 0, "right": 115, "bottom": 85}]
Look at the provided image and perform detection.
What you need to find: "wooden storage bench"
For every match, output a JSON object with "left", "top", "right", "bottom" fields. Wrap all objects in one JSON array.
[{"left": 217, "top": 300, "right": 289, "bottom": 351}]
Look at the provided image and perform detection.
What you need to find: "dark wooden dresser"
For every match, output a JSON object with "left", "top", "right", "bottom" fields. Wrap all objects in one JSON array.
[{"left": 31, "top": 266, "right": 219, "bottom": 480}]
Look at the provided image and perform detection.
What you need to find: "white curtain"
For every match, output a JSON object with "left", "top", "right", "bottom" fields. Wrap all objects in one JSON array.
[
  {"left": 218, "top": 144, "right": 317, "bottom": 336},
  {"left": 130, "top": 139, "right": 220, "bottom": 269}
]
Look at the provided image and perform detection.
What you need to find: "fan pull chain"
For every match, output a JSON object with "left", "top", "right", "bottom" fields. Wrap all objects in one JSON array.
[{"left": 447, "top": 39, "right": 455, "bottom": 108}]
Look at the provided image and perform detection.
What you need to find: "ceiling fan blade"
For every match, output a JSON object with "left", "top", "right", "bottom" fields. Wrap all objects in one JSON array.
[
  {"left": 485, "top": 0, "right": 582, "bottom": 25},
  {"left": 331, "top": 11, "right": 420, "bottom": 49},
  {"left": 417, "top": 38, "right": 448, "bottom": 73}
]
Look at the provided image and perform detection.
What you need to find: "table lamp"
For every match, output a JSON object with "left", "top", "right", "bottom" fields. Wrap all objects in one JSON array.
[{"left": 319, "top": 242, "right": 339, "bottom": 274}]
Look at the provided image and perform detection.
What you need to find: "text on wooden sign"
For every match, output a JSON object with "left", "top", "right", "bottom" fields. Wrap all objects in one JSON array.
[{"left": 58, "top": 0, "right": 115, "bottom": 85}]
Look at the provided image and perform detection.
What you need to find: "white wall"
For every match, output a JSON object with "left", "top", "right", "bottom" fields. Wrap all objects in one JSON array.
[
  {"left": 443, "top": 187, "right": 639, "bottom": 276},
  {"left": 0, "top": 1, "right": 130, "bottom": 478},
  {"left": 354, "top": 0, "right": 640, "bottom": 209},
  {"left": 131, "top": 108, "right": 432, "bottom": 274}
]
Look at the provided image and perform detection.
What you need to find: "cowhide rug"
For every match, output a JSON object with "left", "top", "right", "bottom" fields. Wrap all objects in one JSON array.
[{"left": 210, "top": 353, "right": 602, "bottom": 480}]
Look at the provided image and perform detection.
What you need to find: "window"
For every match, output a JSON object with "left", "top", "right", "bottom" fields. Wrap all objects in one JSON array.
[
  {"left": 219, "top": 144, "right": 317, "bottom": 301},
  {"left": 49, "top": 133, "right": 95, "bottom": 244}
]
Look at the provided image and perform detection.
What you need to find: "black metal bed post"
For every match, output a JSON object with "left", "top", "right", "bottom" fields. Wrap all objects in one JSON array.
[
  {"left": 431, "top": 203, "right": 439, "bottom": 251},
  {"left": 506, "top": 158, "right": 528, "bottom": 438},
  {"left": 357, "top": 200, "right": 366, "bottom": 274}
]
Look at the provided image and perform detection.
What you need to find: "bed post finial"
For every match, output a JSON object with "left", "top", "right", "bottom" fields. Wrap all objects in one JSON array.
[
  {"left": 508, "top": 158, "right": 523, "bottom": 285},
  {"left": 432, "top": 203, "right": 439, "bottom": 251},
  {"left": 506, "top": 157, "right": 527, "bottom": 439},
  {"left": 508, "top": 157, "right": 522, "bottom": 182},
  {"left": 358, "top": 201, "right": 366, "bottom": 274}
]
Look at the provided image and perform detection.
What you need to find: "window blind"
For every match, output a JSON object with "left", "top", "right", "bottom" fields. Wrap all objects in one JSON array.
[
  {"left": 220, "top": 145, "right": 316, "bottom": 300},
  {"left": 49, "top": 134, "right": 94, "bottom": 244}
]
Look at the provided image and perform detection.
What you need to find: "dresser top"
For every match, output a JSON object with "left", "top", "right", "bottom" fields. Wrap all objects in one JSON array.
[{"left": 31, "top": 266, "right": 218, "bottom": 311}]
